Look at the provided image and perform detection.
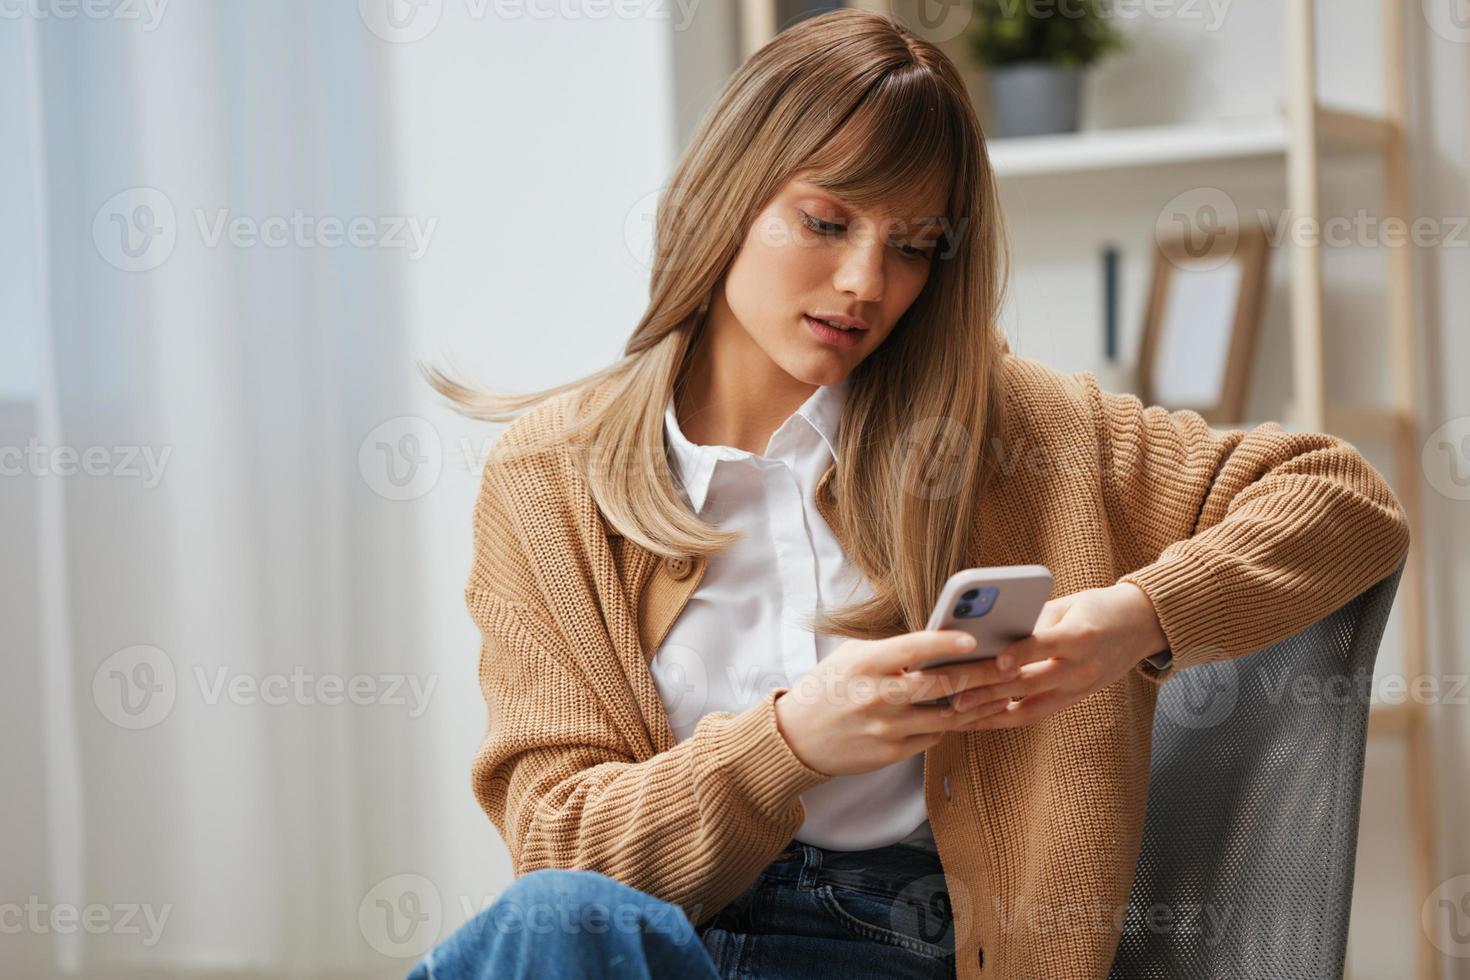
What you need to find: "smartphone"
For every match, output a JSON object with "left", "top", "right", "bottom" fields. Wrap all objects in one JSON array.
[{"left": 910, "top": 564, "right": 1054, "bottom": 706}]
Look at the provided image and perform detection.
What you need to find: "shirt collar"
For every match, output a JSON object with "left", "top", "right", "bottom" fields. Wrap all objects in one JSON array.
[{"left": 664, "top": 374, "right": 849, "bottom": 514}]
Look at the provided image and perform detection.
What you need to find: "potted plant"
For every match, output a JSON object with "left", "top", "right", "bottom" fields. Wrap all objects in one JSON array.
[{"left": 965, "top": 0, "right": 1126, "bottom": 138}]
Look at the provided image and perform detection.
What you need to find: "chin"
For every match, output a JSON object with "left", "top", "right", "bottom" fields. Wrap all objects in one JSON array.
[{"left": 784, "top": 355, "right": 853, "bottom": 387}]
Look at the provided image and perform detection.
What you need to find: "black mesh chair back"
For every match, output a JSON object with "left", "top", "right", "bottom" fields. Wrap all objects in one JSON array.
[{"left": 1109, "top": 562, "right": 1406, "bottom": 979}]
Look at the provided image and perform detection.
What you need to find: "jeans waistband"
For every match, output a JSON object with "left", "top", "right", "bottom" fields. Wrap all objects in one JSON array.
[{"left": 762, "top": 839, "right": 948, "bottom": 903}]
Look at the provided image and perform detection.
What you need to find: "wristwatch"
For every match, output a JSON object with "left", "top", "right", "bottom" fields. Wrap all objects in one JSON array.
[{"left": 1143, "top": 649, "right": 1174, "bottom": 670}]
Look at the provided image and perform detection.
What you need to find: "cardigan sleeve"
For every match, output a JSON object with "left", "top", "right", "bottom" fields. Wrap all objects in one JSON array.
[
  {"left": 1086, "top": 374, "right": 1412, "bottom": 685},
  {"left": 464, "top": 465, "right": 832, "bottom": 926}
]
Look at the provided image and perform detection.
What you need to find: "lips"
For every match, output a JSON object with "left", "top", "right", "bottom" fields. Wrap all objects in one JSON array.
[
  {"left": 806, "top": 312, "right": 868, "bottom": 332},
  {"left": 804, "top": 314, "right": 866, "bottom": 348}
]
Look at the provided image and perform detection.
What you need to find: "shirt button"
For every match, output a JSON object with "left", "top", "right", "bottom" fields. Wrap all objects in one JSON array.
[
  {"left": 942, "top": 775, "right": 952, "bottom": 800},
  {"left": 664, "top": 555, "right": 693, "bottom": 579}
]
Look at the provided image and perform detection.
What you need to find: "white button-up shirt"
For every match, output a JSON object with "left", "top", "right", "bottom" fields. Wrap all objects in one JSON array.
[{"left": 651, "top": 375, "right": 936, "bottom": 852}]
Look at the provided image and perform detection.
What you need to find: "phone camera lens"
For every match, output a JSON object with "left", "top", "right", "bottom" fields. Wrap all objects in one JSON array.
[
  {"left": 961, "top": 589, "right": 979, "bottom": 601},
  {"left": 955, "top": 602, "right": 973, "bottom": 616}
]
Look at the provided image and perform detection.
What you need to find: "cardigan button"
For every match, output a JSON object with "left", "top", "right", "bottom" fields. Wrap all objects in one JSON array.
[
  {"left": 942, "top": 774, "right": 952, "bottom": 800},
  {"left": 977, "top": 946, "right": 984, "bottom": 968},
  {"left": 664, "top": 555, "right": 693, "bottom": 579}
]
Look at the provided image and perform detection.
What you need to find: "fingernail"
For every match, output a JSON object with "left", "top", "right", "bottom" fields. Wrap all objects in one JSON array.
[
  {"left": 955, "top": 634, "right": 976, "bottom": 650},
  {"left": 998, "top": 656, "right": 1014, "bottom": 672}
]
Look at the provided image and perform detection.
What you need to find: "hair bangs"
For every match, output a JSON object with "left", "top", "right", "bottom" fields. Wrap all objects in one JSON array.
[{"left": 797, "top": 65, "right": 966, "bottom": 230}]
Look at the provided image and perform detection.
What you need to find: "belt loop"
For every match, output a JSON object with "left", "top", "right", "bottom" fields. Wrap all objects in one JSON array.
[{"left": 797, "top": 843, "right": 823, "bottom": 890}]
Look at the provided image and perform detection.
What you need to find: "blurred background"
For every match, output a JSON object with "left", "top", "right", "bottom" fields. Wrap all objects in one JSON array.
[{"left": 2, "top": 0, "right": 1467, "bottom": 977}]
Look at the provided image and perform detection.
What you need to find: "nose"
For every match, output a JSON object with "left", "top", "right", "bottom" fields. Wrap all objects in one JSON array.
[{"left": 832, "top": 222, "right": 885, "bottom": 305}]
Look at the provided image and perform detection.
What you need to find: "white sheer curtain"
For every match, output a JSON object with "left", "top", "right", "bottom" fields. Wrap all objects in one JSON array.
[{"left": 4, "top": 4, "right": 505, "bottom": 976}]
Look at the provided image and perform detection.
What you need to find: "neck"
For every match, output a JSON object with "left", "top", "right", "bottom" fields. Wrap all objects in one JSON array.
[{"left": 674, "top": 295, "right": 820, "bottom": 455}]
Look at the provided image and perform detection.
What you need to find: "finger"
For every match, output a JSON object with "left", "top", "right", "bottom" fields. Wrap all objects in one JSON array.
[
  {"left": 900, "top": 728, "right": 948, "bottom": 754},
  {"left": 963, "top": 688, "right": 1079, "bottom": 730},
  {"left": 994, "top": 630, "right": 1060, "bottom": 673},
  {"left": 1035, "top": 598, "right": 1068, "bottom": 630},
  {"left": 901, "top": 657, "right": 1018, "bottom": 703},
  {"left": 948, "top": 696, "right": 1015, "bottom": 729},
  {"left": 886, "top": 692, "right": 1013, "bottom": 739},
  {"left": 871, "top": 629, "right": 979, "bottom": 675},
  {"left": 954, "top": 696, "right": 1013, "bottom": 725},
  {"left": 931, "top": 696, "right": 1012, "bottom": 736},
  {"left": 947, "top": 657, "right": 1076, "bottom": 706}
]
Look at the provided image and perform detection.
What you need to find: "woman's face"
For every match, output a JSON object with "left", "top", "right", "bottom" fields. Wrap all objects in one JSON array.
[{"left": 716, "top": 173, "right": 949, "bottom": 386}]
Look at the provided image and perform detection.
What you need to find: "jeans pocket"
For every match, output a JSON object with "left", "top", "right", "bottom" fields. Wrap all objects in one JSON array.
[{"left": 812, "top": 883, "right": 955, "bottom": 960}]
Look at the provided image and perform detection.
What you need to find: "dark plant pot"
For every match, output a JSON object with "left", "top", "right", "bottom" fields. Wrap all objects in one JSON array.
[{"left": 988, "top": 62, "right": 1083, "bottom": 138}]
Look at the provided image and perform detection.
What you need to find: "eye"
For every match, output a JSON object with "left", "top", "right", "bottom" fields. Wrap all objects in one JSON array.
[
  {"left": 801, "top": 209, "right": 933, "bottom": 261},
  {"left": 892, "top": 241, "right": 933, "bottom": 262},
  {"left": 798, "top": 210, "right": 844, "bottom": 236}
]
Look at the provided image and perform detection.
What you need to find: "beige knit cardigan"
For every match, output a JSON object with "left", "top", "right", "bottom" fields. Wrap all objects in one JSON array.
[{"left": 463, "top": 352, "right": 1411, "bottom": 980}]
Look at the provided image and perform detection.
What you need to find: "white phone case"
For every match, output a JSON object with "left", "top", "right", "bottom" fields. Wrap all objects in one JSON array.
[{"left": 912, "top": 564, "right": 1054, "bottom": 704}]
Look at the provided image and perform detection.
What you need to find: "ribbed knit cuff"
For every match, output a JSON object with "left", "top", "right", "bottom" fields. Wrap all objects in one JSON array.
[
  {"left": 709, "top": 687, "right": 833, "bottom": 815},
  {"left": 1117, "top": 549, "right": 1224, "bottom": 686}
]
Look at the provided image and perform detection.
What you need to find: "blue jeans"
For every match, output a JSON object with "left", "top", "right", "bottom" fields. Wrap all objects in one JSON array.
[{"left": 407, "top": 839, "right": 957, "bottom": 979}]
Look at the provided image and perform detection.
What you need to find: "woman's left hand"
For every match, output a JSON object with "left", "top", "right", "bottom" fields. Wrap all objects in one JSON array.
[{"left": 916, "top": 582, "right": 1169, "bottom": 730}]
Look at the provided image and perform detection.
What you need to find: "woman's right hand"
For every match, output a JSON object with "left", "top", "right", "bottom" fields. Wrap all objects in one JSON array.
[{"left": 772, "top": 630, "right": 1019, "bottom": 777}]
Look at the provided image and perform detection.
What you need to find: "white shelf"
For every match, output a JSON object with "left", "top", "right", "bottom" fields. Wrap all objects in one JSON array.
[
  {"left": 990, "top": 117, "right": 1289, "bottom": 178},
  {"left": 989, "top": 106, "right": 1395, "bottom": 179}
]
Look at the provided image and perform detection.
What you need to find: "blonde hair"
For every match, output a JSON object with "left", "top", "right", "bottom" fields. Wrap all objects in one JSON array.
[{"left": 423, "top": 8, "right": 1012, "bottom": 641}]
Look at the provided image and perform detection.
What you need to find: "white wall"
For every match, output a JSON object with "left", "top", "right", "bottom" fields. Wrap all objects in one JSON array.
[
  {"left": 0, "top": 21, "right": 46, "bottom": 403},
  {"left": 378, "top": 1, "right": 683, "bottom": 936}
]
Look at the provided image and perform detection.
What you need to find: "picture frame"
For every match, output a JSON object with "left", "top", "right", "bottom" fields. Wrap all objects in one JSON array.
[{"left": 1137, "top": 222, "right": 1272, "bottom": 426}]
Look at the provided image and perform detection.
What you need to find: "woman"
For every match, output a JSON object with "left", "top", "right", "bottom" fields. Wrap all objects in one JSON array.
[{"left": 413, "top": 9, "right": 1410, "bottom": 979}]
